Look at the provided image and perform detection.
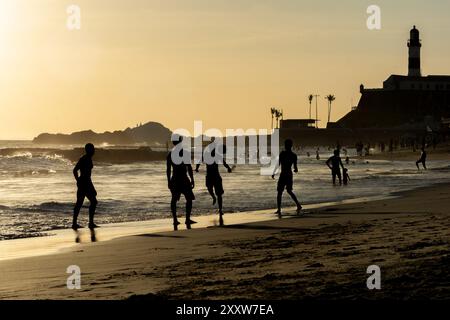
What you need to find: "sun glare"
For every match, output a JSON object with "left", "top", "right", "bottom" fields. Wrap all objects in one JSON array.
[{"left": 0, "top": 0, "right": 18, "bottom": 40}]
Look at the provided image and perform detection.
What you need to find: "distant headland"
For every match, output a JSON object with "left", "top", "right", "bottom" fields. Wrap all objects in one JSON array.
[{"left": 32, "top": 122, "right": 172, "bottom": 146}]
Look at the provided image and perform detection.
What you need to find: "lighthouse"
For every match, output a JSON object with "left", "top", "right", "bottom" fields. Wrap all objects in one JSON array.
[{"left": 408, "top": 25, "right": 421, "bottom": 77}]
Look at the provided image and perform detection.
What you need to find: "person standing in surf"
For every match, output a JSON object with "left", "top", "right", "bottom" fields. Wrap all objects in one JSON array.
[
  {"left": 72, "top": 143, "right": 98, "bottom": 230},
  {"left": 167, "top": 135, "right": 196, "bottom": 230},
  {"left": 326, "top": 149, "right": 345, "bottom": 185},
  {"left": 195, "top": 140, "right": 232, "bottom": 226},
  {"left": 272, "top": 139, "right": 302, "bottom": 217}
]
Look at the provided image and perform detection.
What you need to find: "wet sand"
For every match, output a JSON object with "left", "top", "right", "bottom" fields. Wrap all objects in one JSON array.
[{"left": 0, "top": 183, "right": 448, "bottom": 300}]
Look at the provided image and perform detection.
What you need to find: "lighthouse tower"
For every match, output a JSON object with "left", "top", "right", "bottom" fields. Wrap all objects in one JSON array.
[{"left": 408, "top": 25, "right": 421, "bottom": 77}]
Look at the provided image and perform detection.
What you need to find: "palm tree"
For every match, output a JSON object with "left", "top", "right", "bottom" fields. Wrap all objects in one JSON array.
[
  {"left": 274, "top": 109, "right": 282, "bottom": 129},
  {"left": 270, "top": 107, "right": 276, "bottom": 130},
  {"left": 308, "top": 94, "right": 313, "bottom": 120},
  {"left": 274, "top": 110, "right": 279, "bottom": 129},
  {"left": 325, "top": 94, "right": 336, "bottom": 124}
]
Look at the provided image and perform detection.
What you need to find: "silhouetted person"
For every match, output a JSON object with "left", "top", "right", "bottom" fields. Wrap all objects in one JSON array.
[
  {"left": 357, "top": 142, "right": 364, "bottom": 156},
  {"left": 345, "top": 156, "right": 350, "bottom": 165},
  {"left": 365, "top": 144, "right": 370, "bottom": 156},
  {"left": 416, "top": 147, "right": 427, "bottom": 170},
  {"left": 326, "top": 149, "right": 345, "bottom": 185},
  {"left": 195, "top": 142, "right": 232, "bottom": 226},
  {"left": 316, "top": 148, "right": 320, "bottom": 160},
  {"left": 343, "top": 168, "right": 350, "bottom": 185},
  {"left": 272, "top": 139, "right": 302, "bottom": 216},
  {"left": 73, "top": 143, "right": 98, "bottom": 230},
  {"left": 167, "top": 135, "right": 196, "bottom": 230}
]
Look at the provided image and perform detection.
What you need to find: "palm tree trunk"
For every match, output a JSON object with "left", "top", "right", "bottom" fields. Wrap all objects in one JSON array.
[
  {"left": 327, "top": 102, "right": 330, "bottom": 124},
  {"left": 329, "top": 102, "right": 332, "bottom": 123}
]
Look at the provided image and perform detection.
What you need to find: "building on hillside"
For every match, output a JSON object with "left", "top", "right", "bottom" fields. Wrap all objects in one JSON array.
[
  {"left": 279, "top": 26, "right": 450, "bottom": 146},
  {"left": 337, "top": 26, "right": 450, "bottom": 130}
]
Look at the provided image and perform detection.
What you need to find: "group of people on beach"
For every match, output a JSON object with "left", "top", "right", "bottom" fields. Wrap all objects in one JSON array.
[
  {"left": 71, "top": 137, "right": 427, "bottom": 231},
  {"left": 166, "top": 136, "right": 233, "bottom": 229}
]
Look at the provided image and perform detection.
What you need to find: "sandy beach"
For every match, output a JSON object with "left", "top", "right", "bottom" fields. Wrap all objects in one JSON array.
[{"left": 0, "top": 182, "right": 448, "bottom": 300}]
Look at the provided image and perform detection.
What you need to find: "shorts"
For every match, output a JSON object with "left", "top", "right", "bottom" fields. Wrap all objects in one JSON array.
[
  {"left": 77, "top": 180, "right": 97, "bottom": 199},
  {"left": 332, "top": 169, "right": 342, "bottom": 179},
  {"left": 277, "top": 174, "right": 293, "bottom": 192},
  {"left": 206, "top": 175, "right": 224, "bottom": 196},
  {"left": 170, "top": 178, "right": 195, "bottom": 201}
]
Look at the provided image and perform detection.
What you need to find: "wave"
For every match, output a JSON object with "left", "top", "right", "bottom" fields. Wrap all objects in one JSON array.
[
  {"left": 1, "top": 152, "right": 33, "bottom": 159},
  {"left": 0, "top": 147, "right": 167, "bottom": 164},
  {"left": 30, "top": 201, "right": 72, "bottom": 211},
  {"left": 10, "top": 169, "right": 57, "bottom": 177},
  {"left": 1, "top": 199, "right": 151, "bottom": 215},
  {"left": 375, "top": 169, "right": 421, "bottom": 176},
  {"left": 2, "top": 201, "right": 73, "bottom": 214},
  {"left": 430, "top": 165, "right": 450, "bottom": 172},
  {"left": 0, "top": 154, "right": 70, "bottom": 164},
  {"left": 0, "top": 154, "right": 69, "bottom": 177}
]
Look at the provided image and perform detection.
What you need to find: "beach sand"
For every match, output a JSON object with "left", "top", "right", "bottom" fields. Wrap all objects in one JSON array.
[{"left": 0, "top": 183, "right": 448, "bottom": 300}]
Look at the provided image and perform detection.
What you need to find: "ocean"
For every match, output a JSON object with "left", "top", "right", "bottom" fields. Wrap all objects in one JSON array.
[{"left": 1, "top": 140, "right": 449, "bottom": 240}]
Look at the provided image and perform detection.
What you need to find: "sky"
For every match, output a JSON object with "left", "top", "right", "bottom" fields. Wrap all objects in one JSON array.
[{"left": 1, "top": 0, "right": 450, "bottom": 139}]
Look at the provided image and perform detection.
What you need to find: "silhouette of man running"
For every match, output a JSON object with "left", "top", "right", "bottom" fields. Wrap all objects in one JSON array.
[
  {"left": 73, "top": 143, "right": 98, "bottom": 230},
  {"left": 195, "top": 141, "right": 232, "bottom": 226},
  {"left": 272, "top": 139, "right": 302, "bottom": 216},
  {"left": 326, "top": 149, "right": 345, "bottom": 185},
  {"left": 167, "top": 135, "right": 196, "bottom": 229},
  {"left": 416, "top": 147, "right": 427, "bottom": 170}
]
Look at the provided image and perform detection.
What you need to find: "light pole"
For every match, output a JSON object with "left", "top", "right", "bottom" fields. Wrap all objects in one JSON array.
[{"left": 314, "top": 94, "right": 320, "bottom": 128}]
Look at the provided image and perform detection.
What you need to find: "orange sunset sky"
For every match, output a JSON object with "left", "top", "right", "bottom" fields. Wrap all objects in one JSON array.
[{"left": 1, "top": 0, "right": 450, "bottom": 139}]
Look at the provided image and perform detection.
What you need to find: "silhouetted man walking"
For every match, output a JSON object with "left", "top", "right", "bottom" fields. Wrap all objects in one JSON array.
[
  {"left": 167, "top": 135, "right": 196, "bottom": 230},
  {"left": 416, "top": 147, "right": 427, "bottom": 170},
  {"left": 272, "top": 139, "right": 302, "bottom": 216},
  {"left": 326, "top": 149, "right": 345, "bottom": 185},
  {"left": 195, "top": 141, "right": 232, "bottom": 226},
  {"left": 73, "top": 143, "right": 98, "bottom": 230}
]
